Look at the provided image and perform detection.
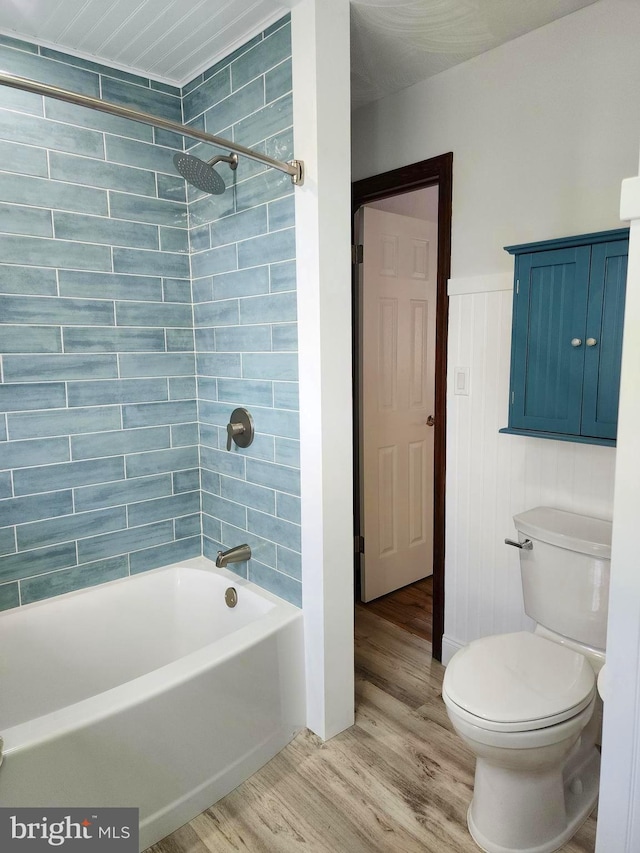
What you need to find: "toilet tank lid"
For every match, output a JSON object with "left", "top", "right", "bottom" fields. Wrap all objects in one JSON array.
[{"left": 513, "top": 506, "right": 611, "bottom": 559}]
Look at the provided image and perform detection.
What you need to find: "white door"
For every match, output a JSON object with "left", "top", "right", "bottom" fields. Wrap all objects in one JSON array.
[{"left": 360, "top": 206, "right": 437, "bottom": 601}]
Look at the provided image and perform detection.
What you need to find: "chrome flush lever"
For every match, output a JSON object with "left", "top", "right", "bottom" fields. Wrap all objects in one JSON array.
[
  {"left": 504, "top": 538, "right": 533, "bottom": 550},
  {"left": 225, "top": 407, "right": 255, "bottom": 451}
]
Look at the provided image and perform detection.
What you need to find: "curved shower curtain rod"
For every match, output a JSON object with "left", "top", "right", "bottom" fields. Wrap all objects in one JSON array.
[{"left": 0, "top": 70, "right": 304, "bottom": 186}]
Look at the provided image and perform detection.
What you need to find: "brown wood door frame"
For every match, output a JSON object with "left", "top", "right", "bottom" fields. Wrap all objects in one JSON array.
[{"left": 352, "top": 152, "right": 452, "bottom": 661}]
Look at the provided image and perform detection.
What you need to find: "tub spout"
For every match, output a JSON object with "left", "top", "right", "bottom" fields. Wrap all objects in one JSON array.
[{"left": 216, "top": 544, "right": 251, "bottom": 568}]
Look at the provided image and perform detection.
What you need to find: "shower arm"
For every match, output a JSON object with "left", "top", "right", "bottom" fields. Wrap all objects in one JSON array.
[{"left": 0, "top": 70, "right": 304, "bottom": 186}]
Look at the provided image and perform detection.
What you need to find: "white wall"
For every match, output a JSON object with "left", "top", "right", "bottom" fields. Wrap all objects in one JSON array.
[{"left": 352, "top": 0, "right": 640, "bottom": 659}]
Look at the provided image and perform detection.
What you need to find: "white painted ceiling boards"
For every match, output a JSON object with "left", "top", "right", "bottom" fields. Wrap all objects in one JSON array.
[{"left": 0, "top": 0, "right": 601, "bottom": 107}]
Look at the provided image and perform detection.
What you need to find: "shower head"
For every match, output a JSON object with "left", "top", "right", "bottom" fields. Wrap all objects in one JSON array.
[{"left": 173, "top": 151, "right": 238, "bottom": 195}]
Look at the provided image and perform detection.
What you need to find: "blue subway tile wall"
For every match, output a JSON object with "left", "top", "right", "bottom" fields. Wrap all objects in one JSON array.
[
  {"left": 0, "top": 37, "right": 199, "bottom": 610},
  {"left": 189, "top": 16, "right": 300, "bottom": 607},
  {"left": 0, "top": 14, "right": 300, "bottom": 612}
]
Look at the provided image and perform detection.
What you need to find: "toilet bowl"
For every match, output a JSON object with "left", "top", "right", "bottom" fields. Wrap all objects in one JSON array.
[{"left": 443, "top": 631, "right": 600, "bottom": 853}]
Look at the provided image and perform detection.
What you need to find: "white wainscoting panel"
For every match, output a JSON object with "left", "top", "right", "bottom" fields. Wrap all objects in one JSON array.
[{"left": 443, "top": 282, "right": 617, "bottom": 663}]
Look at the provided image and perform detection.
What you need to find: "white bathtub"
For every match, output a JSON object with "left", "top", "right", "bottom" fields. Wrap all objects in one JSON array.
[{"left": 0, "top": 557, "right": 306, "bottom": 850}]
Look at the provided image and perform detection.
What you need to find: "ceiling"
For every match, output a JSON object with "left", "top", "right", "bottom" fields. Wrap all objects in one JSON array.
[{"left": 0, "top": 0, "right": 600, "bottom": 108}]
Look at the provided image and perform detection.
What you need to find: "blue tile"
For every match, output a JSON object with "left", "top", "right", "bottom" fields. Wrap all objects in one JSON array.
[
  {"left": 166, "top": 322, "right": 194, "bottom": 350},
  {"left": 171, "top": 422, "right": 199, "bottom": 446},
  {"left": 219, "top": 475, "right": 275, "bottom": 514},
  {"left": 59, "top": 270, "right": 163, "bottom": 301},
  {"left": 101, "top": 77, "right": 182, "bottom": 123},
  {"left": 188, "top": 190, "right": 234, "bottom": 227},
  {"left": 0, "top": 87, "right": 43, "bottom": 116},
  {"left": 75, "top": 474, "right": 172, "bottom": 512},
  {"left": 0, "top": 265, "right": 57, "bottom": 295},
  {"left": 0, "top": 142, "right": 49, "bottom": 177},
  {"left": 115, "top": 301, "right": 192, "bottom": 327},
  {"left": 168, "top": 376, "right": 196, "bottom": 398},
  {"left": 247, "top": 508, "right": 300, "bottom": 550},
  {"left": 270, "top": 260, "right": 296, "bottom": 292},
  {"left": 129, "top": 536, "right": 201, "bottom": 575},
  {"left": 0, "top": 471, "right": 11, "bottom": 498},
  {"left": 1, "top": 326, "right": 62, "bottom": 353},
  {"left": 232, "top": 25, "right": 291, "bottom": 90},
  {"left": 194, "top": 327, "right": 216, "bottom": 350},
  {"left": 203, "top": 78, "right": 264, "bottom": 135},
  {"left": 109, "top": 191, "right": 188, "bottom": 227},
  {"left": 0, "top": 294, "right": 114, "bottom": 326},
  {"left": 128, "top": 492, "right": 200, "bottom": 527},
  {"left": 235, "top": 168, "right": 292, "bottom": 213},
  {"left": 119, "top": 353, "right": 196, "bottom": 378},
  {"left": 67, "top": 378, "right": 168, "bottom": 408},
  {"left": 205, "top": 34, "right": 263, "bottom": 79},
  {"left": 265, "top": 61, "right": 293, "bottom": 104},
  {"left": 0, "top": 202, "right": 51, "bottom": 237},
  {"left": 218, "top": 378, "right": 273, "bottom": 406},
  {"left": 173, "top": 469, "right": 200, "bottom": 493},
  {"left": 194, "top": 299, "right": 239, "bottom": 327},
  {"left": 195, "top": 353, "right": 241, "bottom": 378},
  {"left": 191, "top": 244, "right": 237, "bottom": 279},
  {"left": 210, "top": 206, "right": 268, "bottom": 248},
  {"left": 212, "top": 267, "right": 270, "bottom": 300},
  {"left": 273, "top": 381, "right": 298, "bottom": 410},
  {"left": 71, "top": 426, "right": 170, "bottom": 460},
  {"left": 77, "top": 519, "right": 173, "bottom": 563},
  {"left": 17, "top": 507, "right": 126, "bottom": 551},
  {"left": 44, "top": 97, "right": 152, "bottom": 142},
  {"left": 219, "top": 522, "right": 276, "bottom": 568},
  {"left": 13, "top": 457, "right": 124, "bottom": 497},
  {"left": 0, "top": 541, "right": 77, "bottom": 583},
  {"left": 122, "top": 400, "right": 198, "bottom": 429},
  {"left": 239, "top": 432, "right": 275, "bottom": 463},
  {"left": 182, "top": 74, "right": 204, "bottom": 97},
  {"left": 276, "top": 492, "right": 301, "bottom": 524},
  {"left": 0, "top": 417, "right": 5, "bottom": 441},
  {"left": 175, "top": 514, "right": 201, "bottom": 539},
  {"left": 154, "top": 127, "right": 184, "bottom": 149},
  {"left": 215, "top": 326, "right": 272, "bottom": 352},
  {"left": 0, "top": 44, "right": 100, "bottom": 96},
  {"left": 0, "top": 491, "right": 73, "bottom": 526},
  {"left": 8, "top": 406, "right": 121, "bottom": 440},
  {"left": 263, "top": 14, "right": 291, "bottom": 37},
  {"left": 246, "top": 458, "right": 300, "bottom": 495},
  {"left": 202, "top": 492, "right": 246, "bottom": 528},
  {"left": 201, "top": 468, "right": 220, "bottom": 493},
  {"left": 268, "top": 194, "right": 295, "bottom": 231},
  {"left": 203, "top": 533, "right": 229, "bottom": 566},
  {"left": 157, "top": 173, "right": 186, "bottom": 203},
  {"left": 163, "top": 278, "right": 192, "bottom": 302},
  {"left": 200, "top": 446, "right": 244, "bottom": 478},
  {"left": 190, "top": 223, "right": 210, "bottom": 253},
  {"left": 234, "top": 93, "right": 293, "bottom": 149},
  {"left": 160, "top": 226, "right": 188, "bottom": 253},
  {"left": 0, "top": 109, "right": 104, "bottom": 157},
  {"left": 49, "top": 152, "right": 156, "bottom": 197},
  {"left": 125, "top": 446, "right": 199, "bottom": 478},
  {"left": 272, "top": 323, "right": 298, "bottom": 351},
  {"left": 0, "top": 525, "right": 15, "bottom": 556},
  {"left": 105, "top": 135, "right": 179, "bottom": 175},
  {"left": 0, "top": 34, "right": 38, "bottom": 52},
  {"left": 197, "top": 401, "right": 229, "bottom": 428},
  {"left": 276, "top": 545, "right": 301, "bottom": 580},
  {"left": 248, "top": 560, "right": 301, "bottom": 606},
  {"left": 0, "top": 437, "right": 70, "bottom": 471},
  {"left": 3, "top": 354, "right": 118, "bottom": 382},
  {"left": 63, "top": 328, "right": 166, "bottom": 353},
  {"left": 0, "top": 383, "right": 67, "bottom": 413},
  {"left": 242, "top": 352, "right": 298, "bottom": 380},
  {"left": 0, "top": 235, "right": 111, "bottom": 271},
  {"left": 0, "top": 173, "right": 108, "bottom": 216},
  {"left": 239, "top": 291, "right": 296, "bottom": 325},
  {"left": 20, "top": 556, "right": 129, "bottom": 604},
  {"left": 196, "top": 378, "right": 217, "bottom": 401},
  {"left": 238, "top": 227, "right": 295, "bottom": 269},
  {"left": 113, "top": 247, "right": 190, "bottom": 278},
  {"left": 183, "top": 67, "right": 231, "bottom": 123},
  {"left": 248, "top": 407, "right": 299, "bottom": 440},
  {"left": 0, "top": 582, "right": 19, "bottom": 611},
  {"left": 54, "top": 211, "right": 159, "bottom": 250}
]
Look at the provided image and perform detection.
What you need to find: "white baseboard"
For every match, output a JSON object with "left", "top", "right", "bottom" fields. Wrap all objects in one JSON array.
[{"left": 441, "top": 634, "right": 465, "bottom": 666}]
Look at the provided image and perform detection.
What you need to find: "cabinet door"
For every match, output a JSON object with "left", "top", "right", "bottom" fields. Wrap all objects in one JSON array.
[
  {"left": 510, "top": 246, "right": 591, "bottom": 434},
  {"left": 581, "top": 239, "right": 628, "bottom": 439}
]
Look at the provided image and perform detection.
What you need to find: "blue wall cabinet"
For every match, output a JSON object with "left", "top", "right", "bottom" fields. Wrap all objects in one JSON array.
[{"left": 500, "top": 229, "right": 629, "bottom": 446}]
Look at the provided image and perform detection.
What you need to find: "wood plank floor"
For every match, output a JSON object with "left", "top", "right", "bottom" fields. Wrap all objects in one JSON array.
[
  {"left": 145, "top": 608, "right": 596, "bottom": 853},
  {"left": 357, "top": 576, "right": 433, "bottom": 642}
]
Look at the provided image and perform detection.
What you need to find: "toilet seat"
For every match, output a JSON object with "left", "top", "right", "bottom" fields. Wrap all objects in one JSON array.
[{"left": 443, "top": 632, "right": 596, "bottom": 733}]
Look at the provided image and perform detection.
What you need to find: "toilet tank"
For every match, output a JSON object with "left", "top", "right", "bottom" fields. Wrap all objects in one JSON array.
[{"left": 513, "top": 507, "right": 612, "bottom": 651}]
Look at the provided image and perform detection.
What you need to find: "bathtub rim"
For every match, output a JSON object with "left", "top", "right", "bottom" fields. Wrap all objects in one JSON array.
[{"left": 1, "top": 556, "right": 303, "bottom": 754}]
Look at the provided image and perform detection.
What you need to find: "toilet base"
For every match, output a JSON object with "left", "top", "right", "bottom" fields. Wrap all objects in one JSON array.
[{"left": 466, "top": 745, "right": 600, "bottom": 853}]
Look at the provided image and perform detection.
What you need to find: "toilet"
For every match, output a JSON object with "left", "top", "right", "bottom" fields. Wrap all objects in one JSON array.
[{"left": 442, "top": 506, "right": 611, "bottom": 853}]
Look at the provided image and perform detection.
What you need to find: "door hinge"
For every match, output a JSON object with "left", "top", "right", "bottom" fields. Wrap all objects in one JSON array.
[
  {"left": 352, "top": 244, "right": 363, "bottom": 265},
  {"left": 516, "top": 279, "right": 520, "bottom": 295},
  {"left": 355, "top": 535, "right": 365, "bottom": 554}
]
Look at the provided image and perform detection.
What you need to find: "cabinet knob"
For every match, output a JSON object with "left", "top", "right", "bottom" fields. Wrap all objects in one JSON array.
[
  {"left": 586, "top": 337, "right": 598, "bottom": 347},
  {"left": 571, "top": 338, "right": 583, "bottom": 347}
]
